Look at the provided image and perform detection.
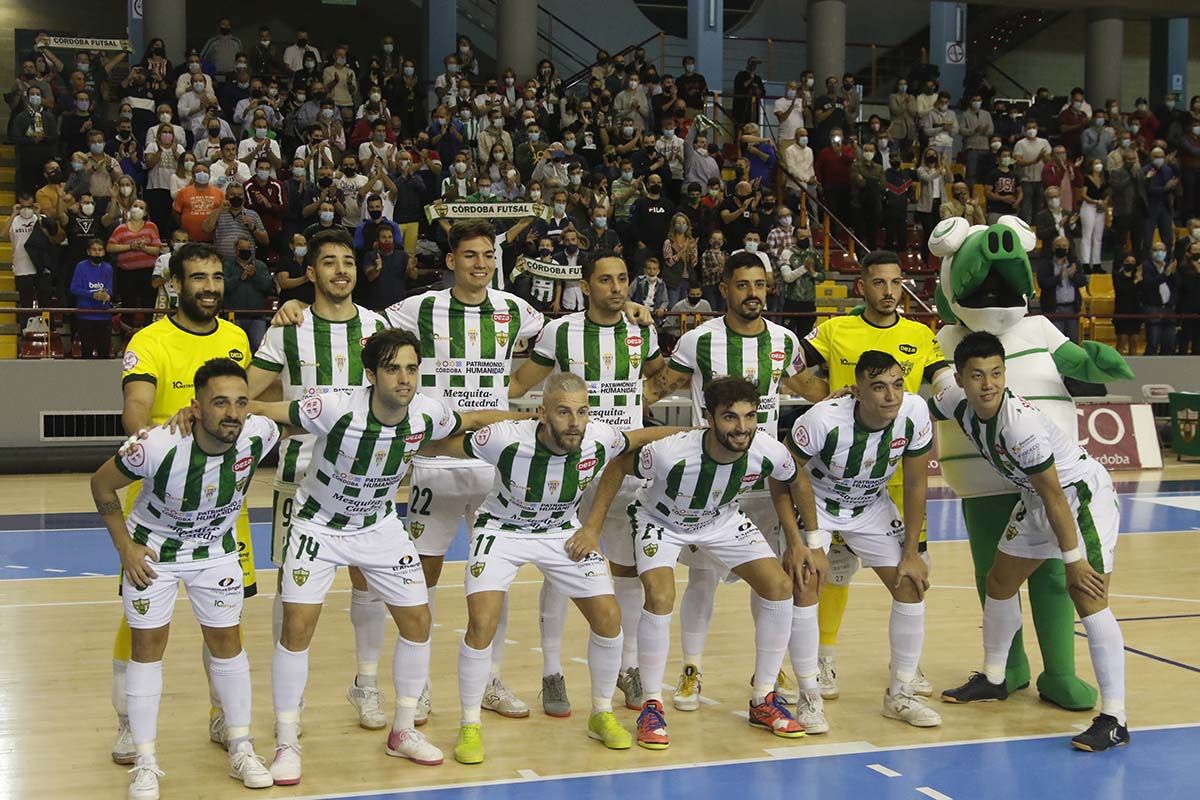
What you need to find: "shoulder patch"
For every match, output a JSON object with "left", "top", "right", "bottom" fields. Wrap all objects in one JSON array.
[
  {"left": 793, "top": 424, "right": 810, "bottom": 449},
  {"left": 639, "top": 445, "right": 654, "bottom": 473},
  {"left": 300, "top": 396, "right": 323, "bottom": 420},
  {"left": 473, "top": 425, "right": 492, "bottom": 448},
  {"left": 125, "top": 443, "right": 146, "bottom": 468},
  {"left": 123, "top": 350, "right": 139, "bottom": 371}
]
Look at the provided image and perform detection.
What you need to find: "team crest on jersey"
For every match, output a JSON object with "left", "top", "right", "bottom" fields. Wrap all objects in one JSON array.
[
  {"left": 469, "top": 562, "right": 486, "bottom": 577},
  {"left": 1004, "top": 524, "right": 1018, "bottom": 541},
  {"left": 335, "top": 354, "right": 346, "bottom": 372},
  {"left": 468, "top": 328, "right": 478, "bottom": 345},
  {"left": 205, "top": 485, "right": 217, "bottom": 501},
  {"left": 236, "top": 477, "right": 250, "bottom": 493},
  {"left": 771, "top": 367, "right": 782, "bottom": 382},
  {"left": 603, "top": 352, "right": 613, "bottom": 369},
  {"left": 410, "top": 521, "right": 425, "bottom": 539},
  {"left": 496, "top": 329, "right": 509, "bottom": 347},
  {"left": 300, "top": 396, "right": 323, "bottom": 420},
  {"left": 473, "top": 426, "right": 492, "bottom": 447},
  {"left": 794, "top": 425, "right": 810, "bottom": 448},
  {"left": 131, "top": 598, "right": 150, "bottom": 615},
  {"left": 899, "top": 360, "right": 914, "bottom": 376},
  {"left": 292, "top": 567, "right": 310, "bottom": 586},
  {"left": 630, "top": 351, "right": 642, "bottom": 369},
  {"left": 745, "top": 367, "right": 757, "bottom": 383},
  {"left": 899, "top": 344, "right": 917, "bottom": 355},
  {"left": 122, "top": 350, "right": 139, "bottom": 371},
  {"left": 639, "top": 447, "right": 653, "bottom": 472},
  {"left": 374, "top": 450, "right": 387, "bottom": 466},
  {"left": 643, "top": 542, "right": 658, "bottom": 557},
  {"left": 125, "top": 443, "right": 146, "bottom": 469},
  {"left": 579, "top": 477, "right": 592, "bottom": 492},
  {"left": 547, "top": 479, "right": 560, "bottom": 494}
]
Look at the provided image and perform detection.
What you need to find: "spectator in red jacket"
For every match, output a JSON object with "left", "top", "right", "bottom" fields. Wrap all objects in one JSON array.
[{"left": 815, "top": 126, "right": 855, "bottom": 229}]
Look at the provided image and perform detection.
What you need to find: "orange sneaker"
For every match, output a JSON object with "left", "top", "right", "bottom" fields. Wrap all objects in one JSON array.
[
  {"left": 636, "top": 699, "right": 670, "bottom": 750},
  {"left": 748, "top": 691, "right": 805, "bottom": 738}
]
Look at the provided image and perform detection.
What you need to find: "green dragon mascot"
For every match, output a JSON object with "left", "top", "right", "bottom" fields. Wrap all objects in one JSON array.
[{"left": 929, "top": 214, "right": 1133, "bottom": 710}]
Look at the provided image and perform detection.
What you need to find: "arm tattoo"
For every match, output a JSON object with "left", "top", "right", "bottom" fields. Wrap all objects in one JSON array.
[{"left": 95, "top": 499, "right": 122, "bottom": 515}]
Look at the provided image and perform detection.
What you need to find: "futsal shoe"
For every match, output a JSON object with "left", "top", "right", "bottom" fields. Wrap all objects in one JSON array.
[
  {"left": 910, "top": 665, "right": 933, "bottom": 697},
  {"left": 672, "top": 664, "right": 702, "bottom": 711},
  {"left": 794, "top": 689, "right": 830, "bottom": 734},
  {"left": 453, "top": 724, "right": 485, "bottom": 764},
  {"left": 882, "top": 687, "right": 942, "bottom": 727},
  {"left": 941, "top": 672, "right": 1009, "bottom": 704},
  {"left": 482, "top": 676, "right": 530, "bottom": 718},
  {"left": 347, "top": 683, "right": 388, "bottom": 729},
  {"left": 415, "top": 684, "right": 431, "bottom": 726},
  {"left": 269, "top": 743, "right": 302, "bottom": 785},
  {"left": 1071, "top": 714, "right": 1130, "bottom": 752},
  {"left": 541, "top": 673, "right": 571, "bottom": 717},
  {"left": 127, "top": 757, "right": 164, "bottom": 800},
  {"left": 386, "top": 728, "right": 445, "bottom": 765},
  {"left": 616, "top": 667, "right": 644, "bottom": 710},
  {"left": 749, "top": 692, "right": 805, "bottom": 738},
  {"left": 228, "top": 741, "right": 273, "bottom": 788},
  {"left": 209, "top": 708, "right": 225, "bottom": 746},
  {"left": 587, "top": 711, "right": 633, "bottom": 749},
  {"left": 817, "top": 656, "right": 839, "bottom": 699},
  {"left": 636, "top": 700, "right": 670, "bottom": 750},
  {"left": 112, "top": 717, "right": 136, "bottom": 765}
]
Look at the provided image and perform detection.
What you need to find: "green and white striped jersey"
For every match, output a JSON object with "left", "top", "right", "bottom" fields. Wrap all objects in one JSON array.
[
  {"left": 788, "top": 394, "right": 932, "bottom": 518},
  {"left": 115, "top": 416, "right": 279, "bottom": 565},
  {"left": 251, "top": 306, "right": 389, "bottom": 483},
  {"left": 384, "top": 288, "right": 544, "bottom": 413},
  {"left": 464, "top": 419, "right": 628, "bottom": 534},
  {"left": 288, "top": 387, "right": 462, "bottom": 533},
  {"left": 668, "top": 317, "right": 801, "bottom": 437},
  {"left": 631, "top": 429, "right": 796, "bottom": 532},
  {"left": 530, "top": 312, "right": 660, "bottom": 430},
  {"left": 930, "top": 386, "right": 1102, "bottom": 494}
]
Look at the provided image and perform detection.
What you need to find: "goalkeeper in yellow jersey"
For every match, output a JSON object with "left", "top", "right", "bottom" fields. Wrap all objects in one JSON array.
[{"left": 796, "top": 250, "right": 953, "bottom": 699}]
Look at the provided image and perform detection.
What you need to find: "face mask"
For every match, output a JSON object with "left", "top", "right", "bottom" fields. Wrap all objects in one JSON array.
[
  {"left": 454, "top": 161, "right": 468, "bottom": 174},
  {"left": 183, "top": 161, "right": 194, "bottom": 172},
  {"left": 370, "top": 92, "right": 381, "bottom": 103},
  {"left": 863, "top": 151, "right": 876, "bottom": 160},
  {"left": 663, "top": 129, "right": 676, "bottom": 139},
  {"left": 1053, "top": 248, "right": 1069, "bottom": 258},
  {"left": 797, "top": 136, "right": 808, "bottom": 147},
  {"left": 236, "top": 247, "right": 254, "bottom": 261},
  {"left": 538, "top": 248, "right": 553, "bottom": 257},
  {"left": 90, "top": 142, "right": 105, "bottom": 154},
  {"left": 447, "top": 64, "right": 460, "bottom": 74},
  {"left": 492, "top": 150, "right": 504, "bottom": 161},
  {"left": 77, "top": 62, "right": 89, "bottom": 74},
  {"left": 1165, "top": 100, "right": 1176, "bottom": 110},
  {"left": 553, "top": 202, "right": 566, "bottom": 215},
  {"left": 228, "top": 195, "right": 244, "bottom": 208},
  {"left": 785, "top": 89, "right": 797, "bottom": 100},
  {"left": 1000, "top": 156, "right": 1013, "bottom": 167},
  {"left": 341, "top": 166, "right": 355, "bottom": 176},
  {"left": 648, "top": 185, "right": 661, "bottom": 195},
  {"left": 1193, "top": 126, "right": 1200, "bottom": 137},
  {"left": 1153, "top": 250, "right": 1166, "bottom": 262},
  {"left": 254, "top": 127, "right": 268, "bottom": 139},
  {"left": 403, "top": 66, "right": 415, "bottom": 77},
  {"left": 565, "top": 244, "right": 578, "bottom": 255},
  {"left": 18, "top": 207, "right": 34, "bottom": 220},
  {"left": 779, "top": 215, "right": 792, "bottom": 227},
  {"left": 897, "top": 84, "right": 907, "bottom": 93},
  {"left": 193, "top": 81, "right": 207, "bottom": 93},
  {"left": 256, "top": 169, "right": 271, "bottom": 181},
  {"left": 971, "top": 101, "right": 982, "bottom": 110},
  {"left": 685, "top": 64, "right": 695, "bottom": 74},
  {"left": 120, "top": 185, "right": 133, "bottom": 197},
  {"left": 459, "top": 110, "right": 471, "bottom": 118},
  {"left": 628, "top": 81, "right": 639, "bottom": 91},
  {"left": 1071, "top": 101, "right": 1082, "bottom": 111},
  {"left": 1026, "top": 129, "right": 1037, "bottom": 138},
  {"left": 129, "top": 207, "right": 145, "bottom": 220},
  {"left": 1092, "top": 164, "right": 1103, "bottom": 174},
  {"left": 80, "top": 201, "right": 95, "bottom": 215},
  {"left": 990, "top": 141, "right": 1002, "bottom": 151},
  {"left": 1192, "top": 228, "right": 1200, "bottom": 240},
  {"left": 207, "top": 126, "right": 221, "bottom": 137},
  {"left": 319, "top": 210, "right": 335, "bottom": 224},
  {"left": 194, "top": 171, "right": 210, "bottom": 184},
  {"left": 621, "top": 170, "right": 633, "bottom": 181},
  {"left": 1153, "top": 158, "right": 1165, "bottom": 168},
  {"left": 530, "top": 190, "right": 542, "bottom": 201},
  {"left": 492, "top": 118, "right": 504, "bottom": 129},
  {"left": 334, "top": 57, "right": 346, "bottom": 67},
  {"left": 1130, "top": 123, "right": 1140, "bottom": 133},
  {"left": 369, "top": 208, "right": 382, "bottom": 220},
  {"left": 744, "top": 241, "right": 758, "bottom": 253},
  {"left": 76, "top": 98, "right": 91, "bottom": 112},
  {"left": 622, "top": 126, "right": 634, "bottom": 137},
  {"left": 1048, "top": 197, "right": 1061, "bottom": 209},
  {"left": 593, "top": 216, "right": 606, "bottom": 228},
  {"left": 1120, "top": 139, "right": 1132, "bottom": 149},
  {"left": 321, "top": 108, "right": 334, "bottom": 119},
  {"left": 382, "top": 42, "right": 394, "bottom": 54}
]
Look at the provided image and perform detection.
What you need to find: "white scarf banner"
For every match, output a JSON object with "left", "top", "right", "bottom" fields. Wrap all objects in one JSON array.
[
  {"left": 424, "top": 200, "right": 551, "bottom": 224},
  {"left": 510, "top": 256, "right": 580, "bottom": 281}
]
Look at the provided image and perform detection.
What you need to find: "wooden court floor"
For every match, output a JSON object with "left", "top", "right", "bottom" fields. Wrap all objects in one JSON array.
[{"left": 1, "top": 467, "right": 1199, "bottom": 799}]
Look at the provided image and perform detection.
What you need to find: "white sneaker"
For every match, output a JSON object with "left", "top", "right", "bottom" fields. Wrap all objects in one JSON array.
[
  {"left": 228, "top": 741, "right": 273, "bottom": 789},
  {"left": 347, "top": 683, "right": 388, "bottom": 729},
  {"left": 386, "top": 727, "right": 445, "bottom": 765},
  {"left": 795, "top": 689, "right": 830, "bottom": 734},
  {"left": 673, "top": 664, "right": 702, "bottom": 711},
  {"left": 910, "top": 666, "right": 933, "bottom": 697},
  {"left": 209, "top": 708, "right": 225, "bottom": 746},
  {"left": 112, "top": 717, "right": 136, "bottom": 765},
  {"left": 269, "top": 742, "right": 302, "bottom": 786},
  {"left": 774, "top": 669, "right": 799, "bottom": 705},
  {"left": 817, "top": 656, "right": 839, "bottom": 700},
  {"left": 415, "top": 684, "right": 432, "bottom": 726},
  {"left": 482, "top": 676, "right": 530, "bottom": 718},
  {"left": 127, "top": 758, "right": 163, "bottom": 800},
  {"left": 883, "top": 686, "right": 942, "bottom": 728}
]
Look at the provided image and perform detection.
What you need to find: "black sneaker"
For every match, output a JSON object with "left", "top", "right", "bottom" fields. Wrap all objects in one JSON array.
[
  {"left": 1071, "top": 714, "right": 1130, "bottom": 752},
  {"left": 940, "top": 672, "right": 1008, "bottom": 704}
]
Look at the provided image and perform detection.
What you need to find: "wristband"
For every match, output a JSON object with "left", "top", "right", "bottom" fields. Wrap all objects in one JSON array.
[
  {"left": 1060, "top": 546, "right": 1082, "bottom": 564},
  {"left": 805, "top": 530, "right": 825, "bottom": 549}
]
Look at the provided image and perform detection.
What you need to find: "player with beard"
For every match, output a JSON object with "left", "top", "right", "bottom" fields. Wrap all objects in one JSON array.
[
  {"left": 112, "top": 243, "right": 253, "bottom": 764},
  {"left": 641, "top": 252, "right": 826, "bottom": 711}
]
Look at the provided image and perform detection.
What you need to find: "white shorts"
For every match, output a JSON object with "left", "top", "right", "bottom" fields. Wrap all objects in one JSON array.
[
  {"left": 579, "top": 474, "right": 647, "bottom": 568},
  {"left": 813, "top": 496, "right": 907, "bottom": 569},
  {"left": 408, "top": 459, "right": 495, "bottom": 557},
  {"left": 999, "top": 478, "right": 1119, "bottom": 573},
  {"left": 281, "top": 516, "right": 428, "bottom": 607},
  {"left": 464, "top": 527, "right": 614, "bottom": 599},
  {"left": 123, "top": 557, "right": 243, "bottom": 630},
  {"left": 629, "top": 502, "right": 776, "bottom": 576}
]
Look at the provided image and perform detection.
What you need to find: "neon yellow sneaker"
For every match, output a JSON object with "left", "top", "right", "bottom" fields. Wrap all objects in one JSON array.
[
  {"left": 453, "top": 723, "right": 484, "bottom": 765},
  {"left": 587, "top": 711, "right": 633, "bottom": 750}
]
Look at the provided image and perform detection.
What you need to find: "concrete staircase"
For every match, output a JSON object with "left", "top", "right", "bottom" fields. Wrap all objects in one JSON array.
[{"left": 0, "top": 142, "right": 15, "bottom": 358}]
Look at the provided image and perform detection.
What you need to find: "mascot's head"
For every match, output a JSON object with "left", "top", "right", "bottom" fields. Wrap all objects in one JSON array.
[{"left": 930, "top": 215, "right": 1036, "bottom": 334}]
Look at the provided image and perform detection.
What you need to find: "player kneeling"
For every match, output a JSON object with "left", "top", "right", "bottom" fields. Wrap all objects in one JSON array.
[
  {"left": 582, "top": 376, "right": 826, "bottom": 749},
  {"left": 786, "top": 351, "right": 941, "bottom": 730},
  {"left": 91, "top": 360, "right": 278, "bottom": 799},
  {"left": 937, "top": 332, "right": 1129, "bottom": 752}
]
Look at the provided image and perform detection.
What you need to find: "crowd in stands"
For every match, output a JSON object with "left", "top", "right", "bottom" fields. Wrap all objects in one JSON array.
[{"left": 4, "top": 19, "right": 1200, "bottom": 357}]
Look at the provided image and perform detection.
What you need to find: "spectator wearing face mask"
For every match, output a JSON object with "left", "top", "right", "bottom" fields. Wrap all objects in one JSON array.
[
  {"left": 1036, "top": 237, "right": 1086, "bottom": 340},
  {"left": 922, "top": 92, "right": 958, "bottom": 160},
  {"left": 144, "top": 123, "right": 186, "bottom": 234},
  {"left": 732, "top": 57, "right": 766, "bottom": 128},
  {"left": 1181, "top": 121, "right": 1200, "bottom": 218},
  {"left": 1077, "top": 159, "right": 1110, "bottom": 274},
  {"left": 353, "top": 192, "right": 402, "bottom": 255},
  {"left": 204, "top": 183, "right": 268, "bottom": 260},
  {"left": 1, "top": 194, "right": 57, "bottom": 322},
  {"left": 106, "top": 199, "right": 162, "bottom": 313},
  {"left": 1141, "top": 147, "right": 1178, "bottom": 254},
  {"left": 983, "top": 147, "right": 1022, "bottom": 226},
  {"left": 778, "top": 226, "right": 824, "bottom": 338},
  {"left": 200, "top": 18, "right": 243, "bottom": 77},
  {"left": 661, "top": 212, "right": 698, "bottom": 307},
  {"left": 283, "top": 29, "right": 321, "bottom": 75},
  {"left": 1111, "top": 253, "right": 1142, "bottom": 355},
  {"left": 1033, "top": 186, "right": 1079, "bottom": 251},
  {"left": 1107, "top": 149, "right": 1144, "bottom": 258},
  {"left": 172, "top": 163, "right": 222, "bottom": 242},
  {"left": 815, "top": 129, "right": 855, "bottom": 227},
  {"left": 940, "top": 181, "right": 985, "bottom": 227},
  {"left": 12, "top": 86, "right": 58, "bottom": 194},
  {"left": 851, "top": 142, "right": 884, "bottom": 247},
  {"left": 961, "top": 95, "right": 994, "bottom": 188},
  {"left": 1057, "top": 89, "right": 1090, "bottom": 157},
  {"left": 1013, "top": 120, "right": 1051, "bottom": 222},
  {"left": 887, "top": 79, "right": 917, "bottom": 158},
  {"left": 631, "top": 256, "right": 670, "bottom": 323},
  {"left": 1173, "top": 241, "right": 1200, "bottom": 354},
  {"left": 358, "top": 225, "right": 414, "bottom": 311},
  {"left": 70, "top": 237, "right": 115, "bottom": 356},
  {"left": 222, "top": 236, "right": 271, "bottom": 349},
  {"left": 152, "top": 229, "right": 189, "bottom": 313},
  {"left": 244, "top": 156, "right": 288, "bottom": 252},
  {"left": 1140, "top": 243, "right": 1177, "bottom": 355},
  {"left": 657, "top": 119, "right": 686, "bottom": 200}
]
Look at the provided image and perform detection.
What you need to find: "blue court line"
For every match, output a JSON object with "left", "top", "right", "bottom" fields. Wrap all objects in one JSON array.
[
  {"left": 279, "top": 725, "right": 1199, "bottom": 800},
  {"left": 1073, "top": 630, "right": 1200, "bottom": 674}
]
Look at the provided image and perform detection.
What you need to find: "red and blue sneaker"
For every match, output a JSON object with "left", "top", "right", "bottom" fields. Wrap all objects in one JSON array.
[
  {"left": 636, "top": 699, "right": 670, "bottom": 750},
  {"left": 749, "top": 691, "right": 805, "bottom": 738}
]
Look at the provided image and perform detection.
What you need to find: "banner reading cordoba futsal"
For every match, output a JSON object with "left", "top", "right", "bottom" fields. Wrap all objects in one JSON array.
[
  {"left": 424, "top": 200, "right": 552, "bottom": 224},
  {"left": 39, "top": 35, "right": 131, "bottom": 51},
  {"left": 510, "top": 256, "right": 581, "bottom": 281}
]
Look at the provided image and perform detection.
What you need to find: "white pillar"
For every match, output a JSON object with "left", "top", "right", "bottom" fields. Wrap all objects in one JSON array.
[
  {"left": 144, "top": 0, "right": 187, "bottom": 63},
  {"left": 497, "top": 0, "right": 539, "bottom": 80},
  {"left": 1086, "top": 10, "right": 1124, "bottom": 107},
  {"left": 808, "top": 0, "right": 846, "bottom": 85}
]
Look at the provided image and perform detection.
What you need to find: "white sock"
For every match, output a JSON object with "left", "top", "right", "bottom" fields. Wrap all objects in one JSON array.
[
  {"left": 752, "top": 595, "right": 793, "bottom": 703},
  {"left": 490, "top": 595, "right": 509, "bottom": 678},
  {"left": 637, "top": 609, "right": 672, "bottom": 702},
  {"left": 350, "top": 587, "right": 386, "bottom": 689},
  {"left": 818, "top": 643, "right": 837, "bottom": 660},
  {"left": 889, "top": 599, "right": 926, "bottom": 693},
  {"left": 126, "top": 660, "right": 163, "bottom": 751},
  {"left": 209, "top": 650, "right": 252, "bottom": 749},
  {"left": 458, "top": 638, "right": 493, "bottom": 725},
  {"left": 392, "top": 636, "right": 430, "bottom": 731},
  {"left": 271, "top": 591, "right": 284, "bottom": 645},
  {"left": 588, "top": 630, "right": 622, "bottom": 713},
  {"left": 1081, "top": 608, "right": 1127, "bottom": 725},
  {"left": 112, "top": 659, "right": 128, "bottom": 718},
  {"left": 680, "top": 567, "right": 719, "bottom": 667},
  {"left": 788, "top": 604, "right": 819, "bottom": 690},
  {"left": 425, "top": 586, "right": 437, "bottom": 698},
  {"left": 271, "top": 642, "right": 308, "bottom": 744},
  {"left": 201, "top": 642, "right": 221, "bottom": 710},
  {"left": 982, "top": 594, "right": 1022, "bottom": 685},
  {"left": 613, "top": 576, "right": 642, "bottom": 671},
  {"left": 539, "top": 581, "right": 568, "bottom": 677}
]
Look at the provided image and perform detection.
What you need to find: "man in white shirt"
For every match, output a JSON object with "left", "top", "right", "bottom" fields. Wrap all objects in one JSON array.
[
  {"left": 174, "top": 53, "right": 213, "bottom": 99},
  {"left": 656, "top": 120, "right": 686, "bottom": 197},
  {"left": 774, "top": 80, "right": 806, "bottom": 149},
  {"left": 1013, "top": 119, "right": 1052, "bottom": 223},
  {"left": 731, "top": 231, "right": 773, "bottom": 277},
  {"left": 177, "top": 77, "right": 218, "bottom": 130},
  {"left": 781, "top": 128, "right": 818, "bottom": 219},
  {"left": 282, "top": 29, "right": 322, "bottom": 75}
]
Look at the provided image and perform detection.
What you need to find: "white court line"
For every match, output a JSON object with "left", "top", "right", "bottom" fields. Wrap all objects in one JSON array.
[
  {"left": 516, "top": 769, "right": 539, "bottom": 779},
  {"left": 5, "top": 564, "right": 28, "bottom": 569},
  {"left": 43, "top": 568, "right": 65, "bottom": 573},
  {"left": 764, "top": 741, "right": 876, "bottom": 758},
  {"left": 570, "top": 656, "right": 589, "bottom": 665},
  {"left": 530, "top": 647, "right": 543, "bottom": 653},
  {"left": 917, "top": 788, "right": 954, "bottom": 800},
  {"left": 866, "top": 763, "right": 902, "bottom": 777}
]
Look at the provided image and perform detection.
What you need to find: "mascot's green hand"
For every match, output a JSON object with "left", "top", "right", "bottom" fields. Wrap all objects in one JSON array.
[
  {"left": 847, "top": 304, "right": 865, "bottom": 317},
  {"left": 1052, "top": 341, "right": 1134, "bottom": 383}
]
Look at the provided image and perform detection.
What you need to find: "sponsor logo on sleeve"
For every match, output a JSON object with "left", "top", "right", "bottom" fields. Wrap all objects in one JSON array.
[
  {"left": 890, "top": 437, "right": 908, "bottom": 449},
  {"left": 126, "top": 443, "right": 146, "bottom": 468},
  {"left": 473, "top": 426, "right": 492, "bottom": 447},
  {"left": 300, "top": 396, "right": 323, "bottom": 420},
  {"left": 639, "top": 446, "right": 653, "bottom": 473},
  {"left": 577, "top": 457, "right": 598, "bottom": 472},
  {"left": 794, "top": 425, "right": 810, "bottom": 449},
  {"left": 122, "top": 350, "right": 139, "bottom": 371},
  {"left": 234, "top": 456, "right": 253, "bottom": 472}
]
